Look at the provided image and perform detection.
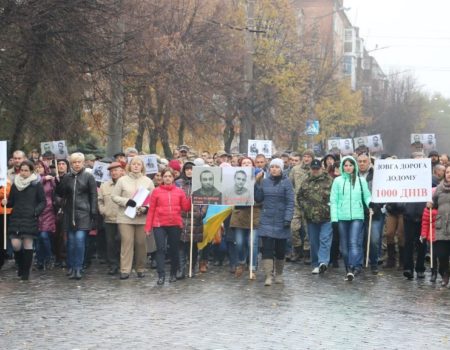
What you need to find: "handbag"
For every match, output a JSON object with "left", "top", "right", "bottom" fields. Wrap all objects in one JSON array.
[{"left": 358, "top": 177, "right": 370, "bottom": 217}]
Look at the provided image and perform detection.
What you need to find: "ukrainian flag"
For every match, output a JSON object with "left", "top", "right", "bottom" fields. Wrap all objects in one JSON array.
[{"left": 198, "top": 205, "right": 232, "bottom": 250}]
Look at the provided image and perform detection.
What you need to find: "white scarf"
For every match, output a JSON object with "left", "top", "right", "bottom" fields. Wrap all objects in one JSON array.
[{"left": 14, "top": 173, "right": 38, "bottom": 191}]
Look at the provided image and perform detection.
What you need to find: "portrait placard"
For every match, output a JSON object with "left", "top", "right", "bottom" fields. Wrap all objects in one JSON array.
[
  {"left": 221, "top": 167, "right": 254, "bottom": 205},
  {"left": 92, "top": 161, "right": 111, "bottom": 183},
  {"left": 192, "top": 167, "right": 223, "bottom": 205},
  {"left": 248, "top": 140, "right": 272, "bottom": 158}
]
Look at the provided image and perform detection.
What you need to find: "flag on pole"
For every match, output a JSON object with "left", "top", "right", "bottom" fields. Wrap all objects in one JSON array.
[{"left": 197, "top": 205, "right": 232, "bottom": 250}]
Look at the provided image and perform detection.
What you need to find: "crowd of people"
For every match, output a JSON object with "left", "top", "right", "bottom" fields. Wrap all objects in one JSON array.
[{"left": 1, "top": 144, "right": 449, "bottom": 287}]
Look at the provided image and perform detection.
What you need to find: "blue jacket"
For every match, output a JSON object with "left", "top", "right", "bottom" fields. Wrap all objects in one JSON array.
[
  {"left": 330, "top": 156, "right": 371, "bottom": 222},
  {"left": 254, "top": 174, "right": 294, "bottom": 239}
]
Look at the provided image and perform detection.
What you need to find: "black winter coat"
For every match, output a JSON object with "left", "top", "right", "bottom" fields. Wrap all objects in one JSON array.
[
  {"left": 8, "top": 181, "right": 46, "bottom": 235},
  {"left": 56, "top": 169, "right": 98, "bottom": 231}
]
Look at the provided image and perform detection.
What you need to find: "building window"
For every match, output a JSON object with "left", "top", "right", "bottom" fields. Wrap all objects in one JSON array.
[{"left": 343, "top": 56, "right": 352, "bottom": 75}]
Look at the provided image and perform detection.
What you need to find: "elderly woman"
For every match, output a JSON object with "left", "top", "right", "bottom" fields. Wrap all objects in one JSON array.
[
  {"left": 429, "top": 166, "right": 450, "bottom": 286},
  {"left": 255, "top": 158, "right": 294, "bottom": 286},
  {"left": 56, "top": 153, "right": 98, "bottom": 280},
  {"left": 3, "top": 160, "right": 46, "bottom": 280},
  {"left": 112, "top": 157, "right": 154, "bottom": 280}
]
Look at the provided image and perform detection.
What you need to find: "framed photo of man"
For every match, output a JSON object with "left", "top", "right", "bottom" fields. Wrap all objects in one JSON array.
[
  {"left": 221, "top": 167, "right": 254, "bottom": 205},
  {"left": 340, "top": 138, "right": 354, "bottom": 156},
  {"left": 52, "top": 140, "right": 68, "bottom": 159},
  {"left": 40, "top": 141, "right": 54, "bottom": 156},
  {"left": 327, "top": 139, "right": 341, "bottom": 154},
  {"left": 248, "top": 140, "right": 272, "bottom": 158},
  {"left": 141, "top": 155, "right": 158, "bottom": 175},
  {"left": 92, "top": 161, "right": 111, "bottom": 183},
  {"left": 366, "top": 134, "right": 384, "bottom": 153},
  {"left": 411, "top": 133, "right": 436, "bottom": 151},
  {"left": 192, "top": 167, "right": 223, "bottom": 205}
]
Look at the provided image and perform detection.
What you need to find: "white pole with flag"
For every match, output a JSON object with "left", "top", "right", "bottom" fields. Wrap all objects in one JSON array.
[{"left": 249, "top": 205, "right": 254, "bottom": 280}]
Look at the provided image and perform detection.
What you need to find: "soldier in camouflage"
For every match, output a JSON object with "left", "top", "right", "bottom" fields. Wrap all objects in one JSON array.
[
  {"left": 288, "top": 149, "right": 315, "bottom": 263},
  {"left": 297, "top": 159, "right": 333, "bottom": 274}
]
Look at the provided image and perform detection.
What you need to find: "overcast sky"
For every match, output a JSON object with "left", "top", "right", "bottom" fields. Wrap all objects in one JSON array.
[{"left": 345, "top": 0, "right": 450, "bottom": 98}]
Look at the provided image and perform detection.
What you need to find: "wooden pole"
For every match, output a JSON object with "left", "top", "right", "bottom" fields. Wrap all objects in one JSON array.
[
  {"left": 3, "top": 185, "right": 6, "bottom": 250},
  {"left": 365, "top": 211, "right": 373, "bottom": 268},
  {"left": 189, "top": 203, "right": 194, "bottom": 278},
  {"left": 429, "top": 207, "right": 434, "bottom": 269},
  {"left": 249, "top": 205, "right": 254, "bottom": 280}
]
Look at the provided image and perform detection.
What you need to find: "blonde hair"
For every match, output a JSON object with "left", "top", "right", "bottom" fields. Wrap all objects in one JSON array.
[
  {"left": 127, "top": 156, "right": 146, "bottom": 175},
  {"left": 70, "top": 152, "right": 85, "bottom": 163}
]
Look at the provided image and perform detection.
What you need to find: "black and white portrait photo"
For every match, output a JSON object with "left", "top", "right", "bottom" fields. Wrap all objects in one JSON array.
[
  {"left": 192, "top": 167, "right": 222, "bottom": 205},
  {"left": 222, "top": 167, "right": 254, "bottom": 205}
]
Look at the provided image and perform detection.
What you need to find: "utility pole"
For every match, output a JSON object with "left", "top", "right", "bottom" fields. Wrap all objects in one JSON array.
[{"left": 239, "top": 0, "right": 255, "bottom": 154}]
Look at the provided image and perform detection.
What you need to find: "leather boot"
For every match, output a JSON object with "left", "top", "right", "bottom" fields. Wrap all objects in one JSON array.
[
  {"left": 262, "top": 259, "right": 273, "bottom": 286},
  {"left": 21, "top": 249, "right": 34, "bottom": 281},
  {"left": 384, "top": 244, "right": 396, "bottom": 268},
  {"left": 235, "top": 264, "right": 244, "bottom": 277},
  {"left": 14, "top": 250, "right": 23, "bottom": 277},
  {"left": 274, "top": 259, "right": 285, "bottom": 284},
  {"left": 199, "top": 260, "right": 208, "bottom": 273}
]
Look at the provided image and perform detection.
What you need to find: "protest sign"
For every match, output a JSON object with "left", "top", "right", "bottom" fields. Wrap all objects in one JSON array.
[
  {"left": 192, "top": 167, "right": 223, "bottom": 205},
  {"left": 248, "top": 140, "right": 272, "bottom": 158},
  {"left": 92, "top": 161, "right": 111, "bottom": 183},
  {"left": 142, "top": 155, "right": 158, "bottom": 174},
  {"left": 411, "top": 133, "right": 436, "bottom": 152},
  {"left": 0, "top": 141, "right": 7, "bottom": 186},
  {"left": 221, "top": 167, "right": 254, "bottom": 205},
  {"left": 40, "top": 140, "right": 68, "bottom": 159},
  {"left": 372, "top": 159, "right": 432, "bottom": 203}
]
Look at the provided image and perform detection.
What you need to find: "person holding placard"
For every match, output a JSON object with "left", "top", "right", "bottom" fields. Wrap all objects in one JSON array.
[
  {"left": 145, "top": 168, "right": 191, "bottom": 285},
  {"left": 112, "top": 157, "right": 154, "bottom": 280},
  {"left": 428, "top": 166, "right": 450, "bottom": 286},
  {"left": 175, "top": 162, "right": 207, "bottom": 279},
  {"left": 0, "top": 180, "right": 12, "bottom": 270},
  {"left": 3, "top": 160, "right": 46, "bottom": 280},
  {"left": 56, "top": 153, "right": 98, "bottom": 280},
  {"left": 255, "top": 158, "right": 294, "bottom": 286},
  {"left": 330, "top": 156, "right": 372, "bottom": 281}
]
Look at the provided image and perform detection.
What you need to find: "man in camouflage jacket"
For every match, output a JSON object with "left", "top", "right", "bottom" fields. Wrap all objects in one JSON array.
[{"left": 297, "top": 159, "right": 333, "bottom": 274}]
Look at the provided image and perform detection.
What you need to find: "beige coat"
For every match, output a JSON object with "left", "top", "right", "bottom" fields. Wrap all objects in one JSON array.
[
  {"left": 98, "top": 180, "right": 121, "bottom": 223},
  {"left": 111, "top": 173, "right": 154, "bottom": 225}
]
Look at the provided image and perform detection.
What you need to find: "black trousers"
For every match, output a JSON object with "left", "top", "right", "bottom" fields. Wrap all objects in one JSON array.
[
  {"left": 403, "top": 219, "right": 426, "bottom": 273},
  {"left": 104, "top": 223, "right": 120, "bottom": 268},
  {"left": 435, "top": 240, "right": 450, "bottom": 277},
  {"left": 261, "top": 236, "right": 287, "bottom": 260},
  {"left": 154, "top": 227, "right": 181, "bottom": 277},
  {"left": 179, "top": 241, "right": 198, "bottom": 271}
]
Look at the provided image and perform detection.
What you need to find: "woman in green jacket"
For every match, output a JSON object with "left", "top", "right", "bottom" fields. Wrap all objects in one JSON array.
[{"left": 330, "top": 156, "right": 372, "bottom": 281}]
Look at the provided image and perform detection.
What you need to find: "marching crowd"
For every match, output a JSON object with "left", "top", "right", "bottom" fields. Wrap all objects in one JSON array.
[{"left": 1, "top": 144, "right": 450, "bottom": 287}]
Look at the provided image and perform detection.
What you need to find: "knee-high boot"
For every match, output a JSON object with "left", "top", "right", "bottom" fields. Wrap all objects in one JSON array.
[{"left": 21, "top": 249, "right": 34, "bottom": 280}]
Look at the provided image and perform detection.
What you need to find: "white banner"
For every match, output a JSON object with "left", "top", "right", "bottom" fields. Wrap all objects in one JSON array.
[
  {"left": 372, "top": 159, "right": 432, "bottom": 203},
  {"left": 248, "top": 140, "right": 272, "bottom": 158},
  {"left": 0, "top": 141, "right": 7, "bottom": 186}
]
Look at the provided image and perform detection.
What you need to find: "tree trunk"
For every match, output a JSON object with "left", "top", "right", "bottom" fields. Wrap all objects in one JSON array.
[
  {"left": 135, "top": 92, "right": 147, "bottom": 152},
  {"left": 148, "top": 125, "right": 158, "bottom": 154},
  {"left": 160, "top": 110, "right": 172, "bottom": 158},
  {"left": 178, "top": 116, "right": 185, "bottom": 146},
  {"left": 223, "top": 118, "right": 235, "bottom": 153}
]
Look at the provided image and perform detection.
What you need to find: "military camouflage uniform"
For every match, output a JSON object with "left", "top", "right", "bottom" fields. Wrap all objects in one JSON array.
[
  {"left": 289, "top": 163, "right": 311, "bottom": 250},
  {"left": 297, "top": 172, "right": 332, "bottom": 223}
]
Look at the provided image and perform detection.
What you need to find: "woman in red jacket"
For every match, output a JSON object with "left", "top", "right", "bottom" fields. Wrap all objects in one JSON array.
[
  {"left": 420, "top": 206, "right": 437, "bottom": 282},
  {"left": 145, "top": 168, "right": 191, "bottom": 285}
]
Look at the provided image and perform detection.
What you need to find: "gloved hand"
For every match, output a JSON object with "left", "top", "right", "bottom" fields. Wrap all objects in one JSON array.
[
  {"left": 283, "top": 221, "right": 291, "bottom": 228},
  {"left": 126, "top": 199, "right": 137, "bottom": 208}
]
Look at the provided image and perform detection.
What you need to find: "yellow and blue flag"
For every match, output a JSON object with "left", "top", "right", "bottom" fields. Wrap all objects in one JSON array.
[{"left": 198, "top": 205, "right": 232, "bottom": 250}]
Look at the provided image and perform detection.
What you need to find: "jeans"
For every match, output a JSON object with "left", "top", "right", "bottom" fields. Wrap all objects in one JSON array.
[
  {"left": 233, "top": 228, "right": 259, "bottom": 270},
  {"left": 307, "top": 222, "right": 332, "bottom": 268},
  {"left": 67, "top": 230, "right": 87, "bottom": 270},
  {"left": 364, "top": 216, "right": 385, "bottom": 267},
  {"left": 36, "top": 231, "right": 53, "bottom": 265},
  {"left": 154, "top": 226, "right": 181, "bottom": 277},
  {"left": 179, "top": 241, "right": 198, "bottom": 272},
  {"left": 338, "top": 220, "right": 364, "bottom": 271}
]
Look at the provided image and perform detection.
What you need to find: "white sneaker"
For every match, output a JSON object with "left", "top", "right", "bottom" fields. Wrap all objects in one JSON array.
[
  {"left": 319, "top": 263, "right": 327, "bottom": 274},
  {"left": 312, "top": 267, "right": 320, "bottom": 274}
]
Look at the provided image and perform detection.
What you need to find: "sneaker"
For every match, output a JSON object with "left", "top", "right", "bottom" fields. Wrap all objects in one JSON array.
[
  {"left": 137, "top": 272, "right": 145, "bottom": 278},
  {"left": 157, "top": 276, "right": 165, "bottom": 285},
  {"left": 319, "top": 263, "right": 327, "bottom": 274},
  {"left": 312, "top": 267, "right": 320, "bottom": 274},
  {"left": 169, "top": 275, "right": 177, "bottom": 283},
  {"left": 345, "top": 272, "right": 354, "bottom": 281},
  {"left": 416, "top": 271, "right": 425, "bottom": 279},
  {"left": 119, "top": 273, "right": 129, "bottom": 280},
  {"left": 371, "top": 266, "right": 379, "bottom": 275}
]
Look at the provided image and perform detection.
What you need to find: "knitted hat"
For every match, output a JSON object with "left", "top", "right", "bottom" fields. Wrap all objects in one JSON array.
[
  {"left": 168, "top": 159, "right": 181, "bottom": 172},
  {"left": 193, "top": 158, "right": 205, "bottom": 166},
  {"left": 269, "top": 158, "right": 284, "bottom": 169},
  {"left": 302, "top": 149, "right": 315, "bottom": 158}
]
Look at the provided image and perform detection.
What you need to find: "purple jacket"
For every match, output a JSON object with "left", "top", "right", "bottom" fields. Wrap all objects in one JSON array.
[{"left": 38, "top": 176, "right": 56, "bottom": 232}]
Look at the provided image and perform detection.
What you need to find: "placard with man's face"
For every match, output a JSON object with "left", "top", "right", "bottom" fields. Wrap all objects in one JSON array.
[
  {"left": 92, "top": 161, "right": 111, "bottom": 183},
  {"left": 248, "top": 140, "right": 272, "bottom": 158},
  {"left": 340, "top": 138, "right": 354, "bottom": 156},
  {"left": 0, "top": 141, "right": 7, "bottom": 186},
  {"left": 411, "top": 133, "right": 436, "bottom": 151},
  {"left": 192, "top": 167, "right": 223, "bottom": 205},
  {"left": 366, "top": 134, "right": 384, "bottom": 153},
  {"left": 221, "top": 167, "right": 254, "bottom": 206}
]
